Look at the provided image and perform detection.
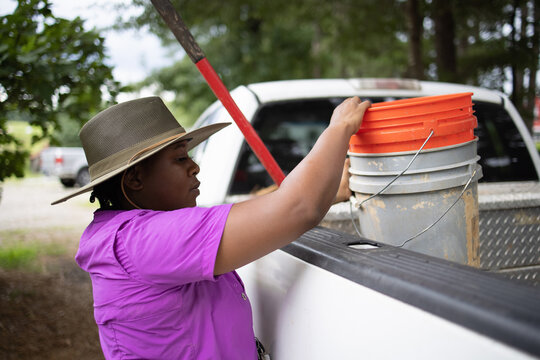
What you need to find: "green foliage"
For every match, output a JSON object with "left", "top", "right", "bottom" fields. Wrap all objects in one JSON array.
[
  {"left": 0, "top": 147, "right": 28, "bottom": 180},
  {"left": 55, "top": 115, "right": 83, "bottom": 147},
  {"left": 0, "top": 0, "right": 120, "bottom": 181},
  {"left": 5, "top": 121, "right": 48, "bottom": 177},
  {"left": 128, "top": 0, "right": 407, "bottom": 120},
  {"left": 142, "top": 57, "right": 215, "bottom": 124},
  {"left": 125, "top": 0, "right": 538, "bottom": 128}
]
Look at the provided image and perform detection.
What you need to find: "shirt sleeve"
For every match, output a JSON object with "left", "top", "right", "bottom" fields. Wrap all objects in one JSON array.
[{"left": 114, "top": 204, "right": 233, "bottom": 286}]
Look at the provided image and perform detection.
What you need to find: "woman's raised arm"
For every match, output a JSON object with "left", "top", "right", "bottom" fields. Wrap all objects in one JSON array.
[{"left": 214, "top": 97, "right": 370, "bottom": 275}]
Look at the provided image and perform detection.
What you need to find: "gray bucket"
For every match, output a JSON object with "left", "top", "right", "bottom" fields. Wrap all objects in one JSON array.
[{"left": 349, "top": 139, "right": 483, "bottom": 266}]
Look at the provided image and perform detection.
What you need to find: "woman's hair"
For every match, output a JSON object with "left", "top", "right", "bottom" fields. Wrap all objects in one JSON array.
[{"left": 90, "top": 172, "right": 124, "bottom": 210}]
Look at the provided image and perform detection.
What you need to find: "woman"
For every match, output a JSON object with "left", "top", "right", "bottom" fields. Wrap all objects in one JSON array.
[{"left": 53, "top": 96, "right": 370, "bottom": 359}]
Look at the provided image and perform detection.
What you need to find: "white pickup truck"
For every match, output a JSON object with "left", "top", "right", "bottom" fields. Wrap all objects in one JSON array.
[{"left": 191, "top": 79, "right": 540, "bottom": 359}]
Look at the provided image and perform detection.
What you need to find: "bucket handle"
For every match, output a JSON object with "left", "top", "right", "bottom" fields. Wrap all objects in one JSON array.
[
  {"left": 394, "top": 167, "right": 478, "bottom": 247},
  {"left": 352, "top": 129, "right": 435, "bottom": 209},
  {"left": 348, "top": 129, "right": 479, "bottom": 247}
]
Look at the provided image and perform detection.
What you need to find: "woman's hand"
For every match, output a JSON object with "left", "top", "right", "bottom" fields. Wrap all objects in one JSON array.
[{"left": 330, "top": 97, "right": 371, "bottom": 136}]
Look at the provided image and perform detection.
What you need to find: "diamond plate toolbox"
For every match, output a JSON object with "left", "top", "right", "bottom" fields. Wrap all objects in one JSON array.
[{"left": 478, "top": 182, "right": 540, "bottom": 286}]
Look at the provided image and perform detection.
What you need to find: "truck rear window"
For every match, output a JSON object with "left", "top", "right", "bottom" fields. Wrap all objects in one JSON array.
[
  {"left": 229, "top": 98, "right": 537, "bottom": 195},
  {"left": 474, "top": 102, "right": 537, "bottom": 182}
]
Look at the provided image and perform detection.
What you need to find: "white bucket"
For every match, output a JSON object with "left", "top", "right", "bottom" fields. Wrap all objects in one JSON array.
[{"left": 349, "top": 139, "right": 482, "bottom": 266}]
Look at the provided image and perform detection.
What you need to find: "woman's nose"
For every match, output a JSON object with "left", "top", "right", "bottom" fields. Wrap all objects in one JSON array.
[{"left": 189, "top": 159, "right": 200, "bottom": 176}]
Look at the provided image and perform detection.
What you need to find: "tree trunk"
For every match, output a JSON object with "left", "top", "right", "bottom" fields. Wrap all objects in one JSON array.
[
  {"left": 311, "top": 22, "right": 322, "bottom": 78},
  {"left": 406, "top": 0, "right": 424, "bottom": 79},
  {"left": 432, "top": 0, "right": 457, "bottom": 82},
  {"left": 524, "top": 0, "right": 539, "bottom": 131},
  {"left": 510, "top": 0, "right": 526, "bottom": 125}
]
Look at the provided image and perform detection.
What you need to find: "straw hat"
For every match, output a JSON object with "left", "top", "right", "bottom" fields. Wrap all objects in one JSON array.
[{"left": 52, "top": 97, "right": 229, "bottom": 205}]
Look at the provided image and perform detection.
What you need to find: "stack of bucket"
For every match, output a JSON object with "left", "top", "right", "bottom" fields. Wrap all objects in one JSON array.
[{"left": 349, "top": 93, "right": 482, "bottom": 266}]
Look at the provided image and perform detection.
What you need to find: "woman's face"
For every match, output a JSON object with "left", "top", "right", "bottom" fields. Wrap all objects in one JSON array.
[{"left": 133, "top": 140, "right": 201, "bottom": 211}]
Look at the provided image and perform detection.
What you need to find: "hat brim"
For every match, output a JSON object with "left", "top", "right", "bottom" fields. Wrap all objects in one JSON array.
[{"left": 51, "top": 122, "right": 230, "bottom": 205}]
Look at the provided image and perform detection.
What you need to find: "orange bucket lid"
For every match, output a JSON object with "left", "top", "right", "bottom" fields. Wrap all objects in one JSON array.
[{"left": 349, "top": 93, "right": 477, "bottom": 153}]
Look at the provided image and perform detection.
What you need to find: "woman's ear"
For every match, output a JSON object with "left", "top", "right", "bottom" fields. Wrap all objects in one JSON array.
[{"left": 123, "top": 166, "right": 144, "bottom": 191}]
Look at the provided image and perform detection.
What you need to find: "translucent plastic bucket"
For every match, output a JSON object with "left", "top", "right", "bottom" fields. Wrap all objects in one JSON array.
[{"left": 349, "top": 93, "right": 482, "bottom": 265}]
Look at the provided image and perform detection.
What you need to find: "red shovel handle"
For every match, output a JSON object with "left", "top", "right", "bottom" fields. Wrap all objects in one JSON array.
[{"left": 150, "top": 0, "right": 286, "bottom": 185}]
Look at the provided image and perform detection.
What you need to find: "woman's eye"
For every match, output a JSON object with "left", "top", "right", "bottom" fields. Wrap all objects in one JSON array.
[{"left": 177, "top": 157, "right": 188, "bottom": 162}]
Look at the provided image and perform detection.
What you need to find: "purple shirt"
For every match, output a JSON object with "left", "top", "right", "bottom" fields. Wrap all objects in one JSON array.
[{"left": 75, "top": 205, "right": 257, "bottom": 360}]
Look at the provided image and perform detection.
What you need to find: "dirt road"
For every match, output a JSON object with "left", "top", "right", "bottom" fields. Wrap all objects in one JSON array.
[{"left": 0, "top": 176, "right": 94, "bottom": 231}]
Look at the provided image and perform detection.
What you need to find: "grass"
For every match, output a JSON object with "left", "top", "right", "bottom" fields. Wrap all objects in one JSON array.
[
  {"left": 0, "top": 227, "right": 79, "bottom": 272},
  {"left": 0, "top": 244, "right": 38, "bottom": 269}
]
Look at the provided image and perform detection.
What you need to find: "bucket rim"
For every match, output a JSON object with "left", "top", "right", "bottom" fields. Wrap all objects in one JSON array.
[
  {"left": 349, "top": 164, "right": 483, "bottom": 195},
  {"left": 367, "top": 92, "right": 474, "bottom": 111},
  {"left": 362, "top": 106, "right": 475, "bottom": 123},
  {"left": 349, "top": 155, "right": 480, "bottom": 176},
  {"left": 347, "top": 137, "right": 478, "bottom": 157}
]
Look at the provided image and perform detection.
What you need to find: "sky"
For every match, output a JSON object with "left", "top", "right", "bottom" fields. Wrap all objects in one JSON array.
[{"left": 1, "top": 0, "right": 182, "bottom": 100}]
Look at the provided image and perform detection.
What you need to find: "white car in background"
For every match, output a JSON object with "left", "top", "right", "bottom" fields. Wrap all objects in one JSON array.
[{"left": 36, "top": 146, "right": 89, "bottom": 188}]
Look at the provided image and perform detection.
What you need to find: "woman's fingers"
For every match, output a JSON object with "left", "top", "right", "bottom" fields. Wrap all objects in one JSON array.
[{"left": 330, "top": 97, "right": 371, "bottom": 134}]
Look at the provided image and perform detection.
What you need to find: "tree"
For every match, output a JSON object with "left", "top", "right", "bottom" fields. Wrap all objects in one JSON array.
[
  {"left": 458, "top": 0, "right": 537, "bottom": 129},
  {"left": 0, "top": 0, "right": 120, "bottom": 181},
  {"left": 403, "top": 0, "right": 539, "bottom": 130},
  {"left": 405, "top": 0, "right": 425, "bottom": 79},
  {"left": 127, "top": 0, "right": 538, "bottom": 130},
  {"left": 126, "top": 0, "right": 406, "bottom": 123},
  {"left": 507, "top": 0, "right": 539, "bottom": 128},
  {"left": 431, "top": 0, "right": 457, "bottom": 82}
]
